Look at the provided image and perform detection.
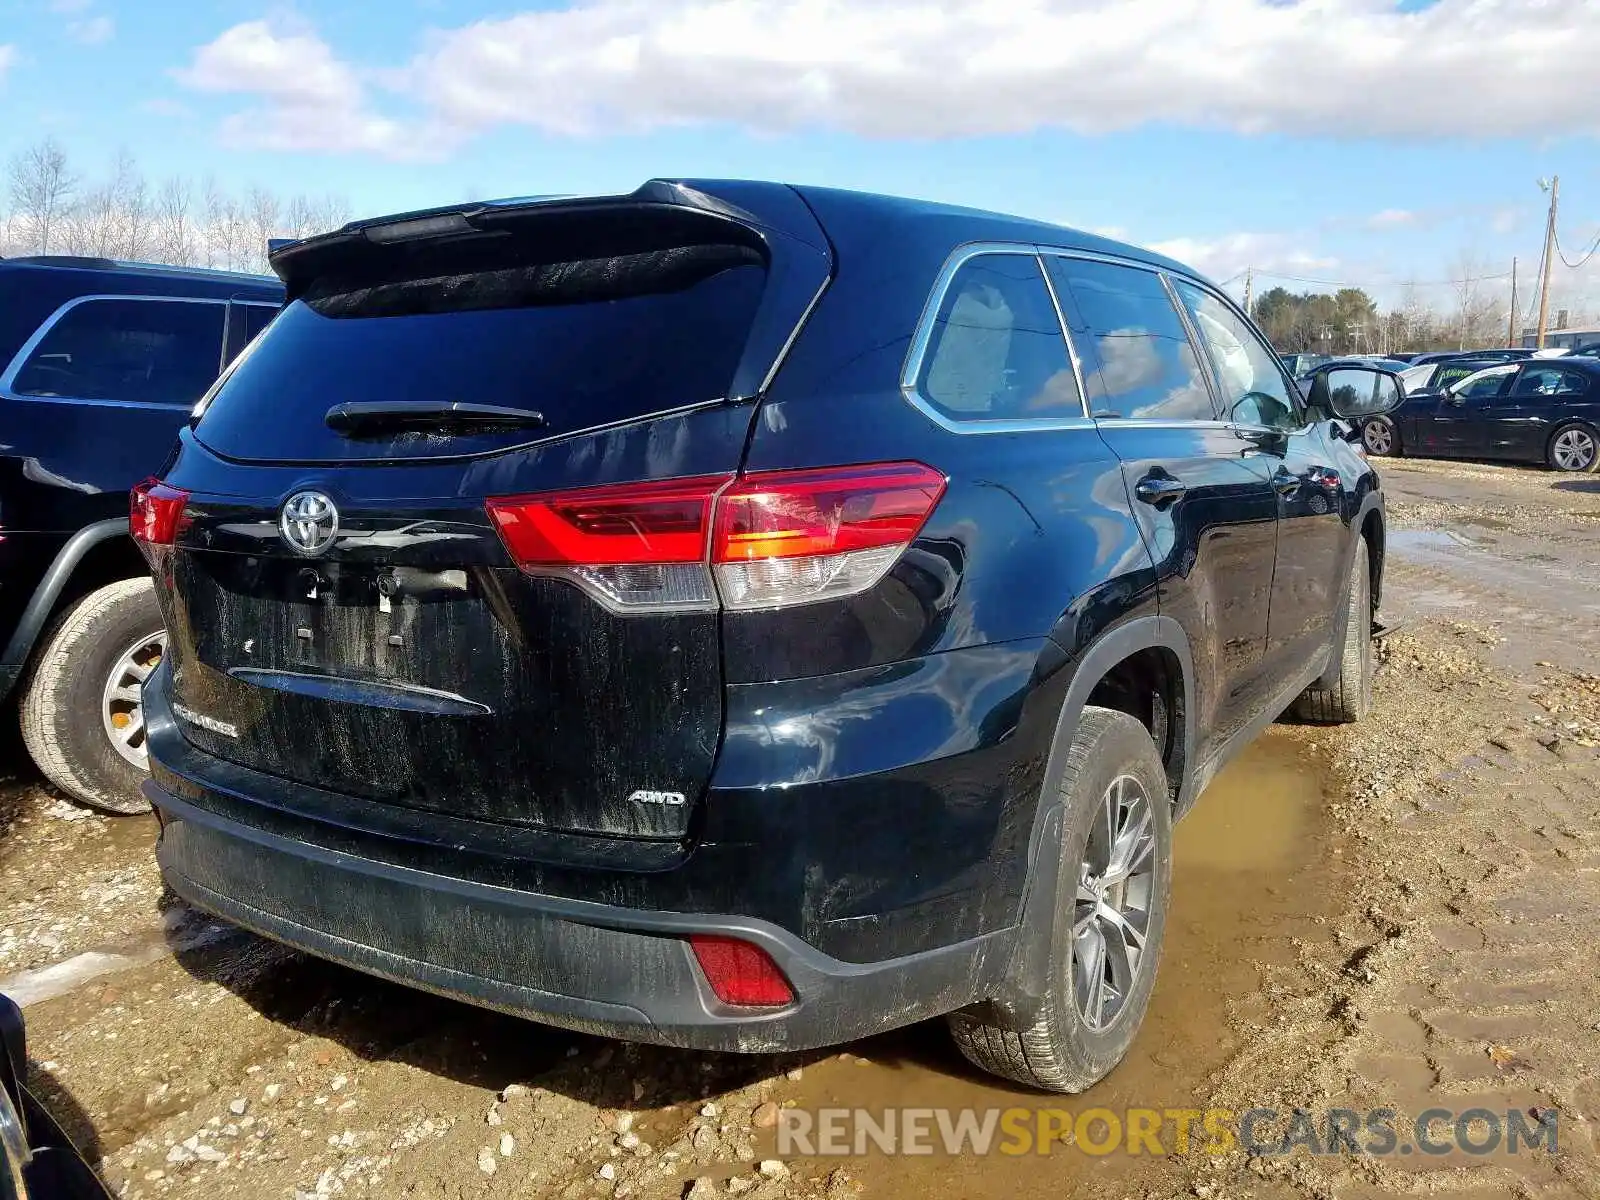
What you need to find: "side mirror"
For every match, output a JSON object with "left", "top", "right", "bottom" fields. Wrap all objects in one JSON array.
[{"left": 1307, "top": 367, "right": 1403, "bottom": 421}]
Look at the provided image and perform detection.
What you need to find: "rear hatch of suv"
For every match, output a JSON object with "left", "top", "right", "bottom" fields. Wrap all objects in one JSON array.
[{"left": 151, "top": 183, "right": 833, "bottom": 844}]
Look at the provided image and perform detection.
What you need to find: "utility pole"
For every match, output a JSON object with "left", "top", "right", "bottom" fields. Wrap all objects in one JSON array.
[
  {"left": 1508, "top": 256, "right": 1518, "bottom": 348},
  {"left": 1242, "top": 267, "right": 1253, "bottom": 319},
  {"left": 1536, "top": 176, "right": 1559, "bottom": 349}
]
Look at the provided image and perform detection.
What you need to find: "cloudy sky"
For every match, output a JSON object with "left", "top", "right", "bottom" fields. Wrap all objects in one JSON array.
[{"left": 3, "top": 0, "right": 1599, "bottom": 313}]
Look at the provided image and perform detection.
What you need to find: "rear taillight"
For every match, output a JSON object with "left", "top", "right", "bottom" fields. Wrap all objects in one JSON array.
[
  {"left": 488, "top": 476, "right": 730, "bottom": 614},
  {"left": 130, "top": 477, "right": 191, "bottom": 546},
  {"left": 688, "top": 935, "right": 795, "bottom": 1008},
  {"left": 487, "top": 462, "right": 945, "bottom": 615},
  {"left": 713, "top": 463, "right": 946, "bottom": 611}
]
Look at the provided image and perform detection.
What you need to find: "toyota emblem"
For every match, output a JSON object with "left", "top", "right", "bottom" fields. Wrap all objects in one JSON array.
[{"left": 280, "top": 490, "right": 340, "bottom": 556}]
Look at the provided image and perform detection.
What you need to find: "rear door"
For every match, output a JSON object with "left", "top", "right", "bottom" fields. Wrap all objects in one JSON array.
[
  {"left": 1499, "top": 364, "right": 1590, "bottom": 461},
  {"left": 1045, "top": 255, "right": 1280, "bottom": 768},
  {"left": 159, "top": 192, "right": 831, "bottom": 842}
]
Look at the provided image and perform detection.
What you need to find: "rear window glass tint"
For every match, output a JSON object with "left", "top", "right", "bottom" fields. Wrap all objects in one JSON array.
[
  {"left": 914, "top": 254, "right": 1080, "bottom": 422},
  {"left": 194, "top": 244, "right": 765, "bottom": 461},
  {"left": 1047, "top": 258, "right": 1215, "bottom": 421},
  {"left": 11, "top": 298, "right": 224, "bottom": 406}
]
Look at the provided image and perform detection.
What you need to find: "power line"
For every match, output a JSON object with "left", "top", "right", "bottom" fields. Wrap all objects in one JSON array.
[
  {"left": 1554, "top": 226, "right": 1600, "bottom": 270},
  {"left": 1246, "top": 267, "right": 1514, "bottom": 289}
]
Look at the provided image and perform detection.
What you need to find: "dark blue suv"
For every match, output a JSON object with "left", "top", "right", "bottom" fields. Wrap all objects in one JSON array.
[
  {"left": 136, "top": 182, "right": 1398, "bottom": 1091},
  {"left": 0, "top": 255, "right": 281, "bottom": 812}
]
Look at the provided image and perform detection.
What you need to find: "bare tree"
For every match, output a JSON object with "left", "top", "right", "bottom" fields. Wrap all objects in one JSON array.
[
  {"left": 152, "top": 177, "right": 196, "bottom": 265},
  {"left": 7, "top": 138, "right": 77, "bottom": 255},
  {"left": 1449, "top": 250, "right": 1505, "bottom": 350}
]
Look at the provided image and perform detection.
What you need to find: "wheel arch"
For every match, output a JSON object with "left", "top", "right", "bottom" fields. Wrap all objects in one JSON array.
[
  {"left": 0, "top": 521, "right": 143, "bottom": 702},
  {"left": 976, "top": 614, "right": 1196, "bottom": 1028},
  {"left": 1316, "top": 494, "right": 1384, "bottom": 691}
]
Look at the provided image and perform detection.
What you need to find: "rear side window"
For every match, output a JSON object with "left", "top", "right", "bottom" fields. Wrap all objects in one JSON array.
[
  {"left": 194, "top": 243, "right": 767, "bottom": 463},
  {"left": 913, "top": 254, "right": 1081, "bottom": 423},
  {"left": 9, "top": 298, "right": 225, "bottom": 406},
  {"left": 1046, "top": 258, "right": 1215, "bottom": 421},
  {"left": 1436, "top": 364, "right": 1479, "bottom": 390},
  {"left": 1514, "top": 366, "right": 1589, "bottom": 397}
]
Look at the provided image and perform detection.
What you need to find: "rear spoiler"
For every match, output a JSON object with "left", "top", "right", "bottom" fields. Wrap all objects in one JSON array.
[{"left": 265, "top": 180, "right": 830, "bottom": 296}]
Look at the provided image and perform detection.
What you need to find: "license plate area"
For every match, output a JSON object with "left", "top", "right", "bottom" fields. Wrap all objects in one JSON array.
[{"left": 182, "top": 554, "right": 484, "bottom": 688}]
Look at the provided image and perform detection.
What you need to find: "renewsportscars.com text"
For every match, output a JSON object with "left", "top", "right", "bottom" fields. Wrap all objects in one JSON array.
[{"left": 775, "top": 1106, "right": 1558, "bottom": 1158}]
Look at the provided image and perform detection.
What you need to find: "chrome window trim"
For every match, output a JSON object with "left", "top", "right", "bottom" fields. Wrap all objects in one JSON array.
[
  {"left": 1158, "top": 271, "right": 1226, "bottom": 421},
  {"left": 0, "top": 292, "right": 232, "bottom": 412},
  {"left": 899, "top": 242, "right": 1096, "bottom": 435}
]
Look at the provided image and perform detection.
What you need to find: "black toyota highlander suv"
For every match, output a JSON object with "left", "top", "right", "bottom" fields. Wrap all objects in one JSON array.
[
  {"left": 0, "top": 255, "right": 281, "bottom": 812},
  {"left": 137, "top": 182, "right": 1399, "bottom": 1091}
]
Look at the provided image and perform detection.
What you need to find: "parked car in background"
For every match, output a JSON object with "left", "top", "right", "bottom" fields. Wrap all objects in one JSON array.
[
  {"left": 1360, "top": 358, "right": 1600, "bottom": 470},
  {"left": 1278, "top": 352, "right": 1329, "bottom": 377},
  {"left": 1408, "top": 348, "right": 1542, "bottom": 366},
  {"left": 1294, "top": 355, "right": 1410, "bottom": 383},
  {"left": 1363, "top": 358, "right": 1502, "bottom": 455},
  {"left": 0, "top": 255, "right": 282, "bottom": 812},
  {"left": 1396, "top": 357, "right": 1501, "bottom": 398},
  {"left": 136, "top": 180, "right": 1399, "bottom": 1093}
]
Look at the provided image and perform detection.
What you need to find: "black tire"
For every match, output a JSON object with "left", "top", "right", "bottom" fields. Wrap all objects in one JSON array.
[
  {"left": 1292, "top": 548, "right": 1372, "bottom": 724},
  {"left": 948, "top": 706, "right": 1172, "bottom": 1093},
  {"left": 1546, "top": 421, "right": 1598, "bottom": 473},
  {"left": 1362, "top": 416, "right": 1399, "bottom": 457},
  {"left": 19, "top": 578, "right": 164, "bottom": 814}
]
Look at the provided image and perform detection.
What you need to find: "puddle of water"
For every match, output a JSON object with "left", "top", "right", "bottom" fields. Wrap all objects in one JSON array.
[
  {"left": 1389, "top": 528, "right": 1475, "bottom": 554},
  {"left": 0, "top": 904, "right": 240, "bottom": 1008},
  {"left": 780, "top": 730, "right": 1342, "bottom": 1196}
]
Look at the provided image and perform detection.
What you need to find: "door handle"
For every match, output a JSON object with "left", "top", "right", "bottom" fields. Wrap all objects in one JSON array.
[
  {"left": 1134, "top": 475, "right": 1187, "bottom": 508},
  {"left": 1271, "top": 469, "right": 1300, "bottom": 496}
]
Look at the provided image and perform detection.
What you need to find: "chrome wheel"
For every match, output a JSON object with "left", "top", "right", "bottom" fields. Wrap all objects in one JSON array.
[
  {"left": 1071, "top": 774, "right": 1157, "bottom": 1031},
  {"left": 1362, "top": 418, "right": 1394, "bottom": 456},
  {"left": 101, "top": 630, "right": 165, "bottom": 768},
  {"left": 1552, "top": 427, "right": 1597, "bottom": 471}
]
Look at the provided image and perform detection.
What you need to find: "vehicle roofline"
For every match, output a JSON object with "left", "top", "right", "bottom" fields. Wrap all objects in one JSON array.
[
  {"left": 269, "top": 177, "right": 1214, "bottom": 291},
  {"left": 0, "top": 255, "right": 281, "bottom": 289}
]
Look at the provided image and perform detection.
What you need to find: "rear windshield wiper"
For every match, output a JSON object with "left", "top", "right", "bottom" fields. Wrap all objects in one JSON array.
[{"left": 325, "top": 401, "right": 547, "bottom": 436}]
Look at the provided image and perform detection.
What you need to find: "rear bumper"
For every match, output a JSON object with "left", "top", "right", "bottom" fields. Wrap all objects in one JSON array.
[{"left": 149, "top": 781, "right": 1005, "bottom": 1052}]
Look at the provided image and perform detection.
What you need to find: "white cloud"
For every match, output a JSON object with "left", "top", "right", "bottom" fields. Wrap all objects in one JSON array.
[
  {"left": 67, "top": 15, "right": 114, "bottom": 45},
  {"left": 175, "top": 20, "right": 451, "bottom": 160},
  {"left": 0, "top": 45, "right": 14, "bottom": 83},
  {"left": 1142, "top": 232, "right": 1338, "bottom": 288},
  {"left": 176, "top": 1, "right": 1600, "bottom": 157},
  {"left": 405, "top": 0, "right": 1600, "bottom": 140}
]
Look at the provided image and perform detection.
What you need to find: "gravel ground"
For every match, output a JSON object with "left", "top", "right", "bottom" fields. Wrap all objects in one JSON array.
[{"left": 2, "top": 454, "right": 1598, "bottom": 1199}]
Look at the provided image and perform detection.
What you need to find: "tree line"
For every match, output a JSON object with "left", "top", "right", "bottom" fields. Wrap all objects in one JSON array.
[{"left": 3, "top": 138, "right": 350, "bottom": 275}]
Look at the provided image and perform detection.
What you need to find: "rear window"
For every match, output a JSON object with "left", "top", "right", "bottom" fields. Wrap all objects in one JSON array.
[{"left": 194, "top": 243, "right": 766, "bottom": 462}]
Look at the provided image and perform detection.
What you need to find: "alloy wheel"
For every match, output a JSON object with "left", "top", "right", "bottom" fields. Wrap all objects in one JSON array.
[
  {"left": 1363, "top": 419, "right": 1394, "bottom": 456},
  {"left": 1071, "top": 774, "right": 1158, "bottom": 1031},
  {"left": 1552, "top": 427, "right": 1597, "bottom": 471},
  {"left": 101, "top": 630, "right": 166, "bottom": 768}
]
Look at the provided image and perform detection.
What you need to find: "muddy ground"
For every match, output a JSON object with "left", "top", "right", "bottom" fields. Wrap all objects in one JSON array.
[{"left": 3, "top": 455, "right": 1599, "bottom": 1200}]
